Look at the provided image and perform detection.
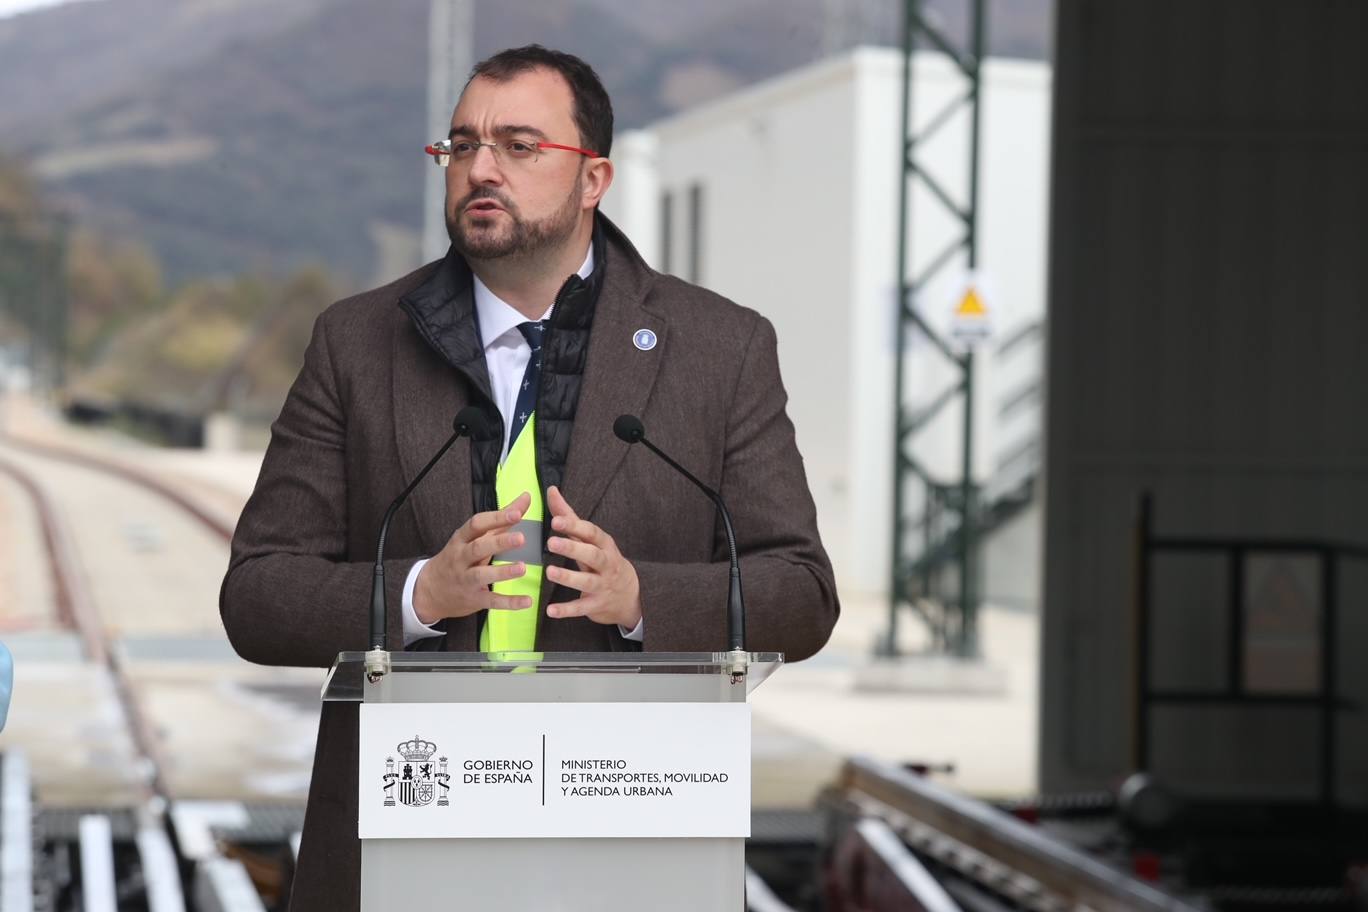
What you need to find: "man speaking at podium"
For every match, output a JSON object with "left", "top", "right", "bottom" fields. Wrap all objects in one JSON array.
[{"left": 221, "top": 45, "right": 838, "bottom": 909}]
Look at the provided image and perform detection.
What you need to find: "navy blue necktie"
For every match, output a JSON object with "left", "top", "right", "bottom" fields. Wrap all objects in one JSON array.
[{"left": 507, "top": 321, "right": 544, "bottom": 451}]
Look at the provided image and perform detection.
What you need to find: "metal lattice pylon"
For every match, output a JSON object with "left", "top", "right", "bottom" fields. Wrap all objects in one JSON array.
[{"left": 884, "top": 0, "right": 986, "bottom": 658}]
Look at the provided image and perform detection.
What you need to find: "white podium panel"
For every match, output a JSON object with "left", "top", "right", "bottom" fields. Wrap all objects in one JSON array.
[{"left": 359, "top": 702, "right": 751, "bottom": 839}]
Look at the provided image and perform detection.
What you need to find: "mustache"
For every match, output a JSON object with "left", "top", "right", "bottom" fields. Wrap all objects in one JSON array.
[{"left": 459, "top": 187, "right": 515, "bottom": 211}]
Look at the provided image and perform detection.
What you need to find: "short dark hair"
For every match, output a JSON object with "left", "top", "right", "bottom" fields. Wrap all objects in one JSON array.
[{"left": 468, "top": 45, "right": 614, "bottom": 159}]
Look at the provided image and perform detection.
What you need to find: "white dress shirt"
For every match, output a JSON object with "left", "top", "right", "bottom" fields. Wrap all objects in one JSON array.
[{"left": 401, "top": 245, "right": 644, "bottom": 646}]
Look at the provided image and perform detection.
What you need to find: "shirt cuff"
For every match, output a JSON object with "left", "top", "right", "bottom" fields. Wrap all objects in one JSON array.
[
  {"left": 402, "top": 558, "right": 444, "bottom": 647},
  {"left": 617, "top": 618, "right": 644, "bottom": 642}
]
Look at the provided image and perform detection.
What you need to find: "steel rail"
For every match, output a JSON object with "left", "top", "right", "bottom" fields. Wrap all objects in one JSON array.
[
  {"left": 0, "top": 435, "right": 234, "bottom": 543},
  {"left": 838, "top": 756, "right": 1203, "bottom": 912},
  {"left": 0, "top": 456, "right": 81, "bottom": 637}
]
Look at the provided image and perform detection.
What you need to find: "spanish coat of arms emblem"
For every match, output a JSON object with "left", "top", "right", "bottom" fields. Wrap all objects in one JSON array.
[{"left": 382, "top": 736, "right": 452, "bottom": 808}]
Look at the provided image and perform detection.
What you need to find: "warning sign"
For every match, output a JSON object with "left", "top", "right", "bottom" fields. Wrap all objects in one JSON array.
[{"left": 948, "top": 272, "right": 994, "bottom": 347}]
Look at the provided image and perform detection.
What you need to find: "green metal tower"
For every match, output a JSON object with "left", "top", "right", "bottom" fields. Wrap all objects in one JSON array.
[{"left": 885, "top": 0, "right": 987, "bottom": 658}]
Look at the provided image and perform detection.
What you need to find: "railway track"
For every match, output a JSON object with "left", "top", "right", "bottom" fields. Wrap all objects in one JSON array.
[
  {"left": 1, "top": 443, "right": 234, "bottom": 803},
  {"left": 0, "top": 433, "right": 239, "bottom": 802},
  {"left": 1, "top": 436, "right": 237, "bottom": 544},
  {"left": 0, "top": 427, "right": 314, "bottom": 910}
]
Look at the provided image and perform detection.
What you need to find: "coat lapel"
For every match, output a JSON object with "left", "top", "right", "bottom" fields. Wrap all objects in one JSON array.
[
  {"left": 392, "top": 253, "right": 490, "bottom": 553},
  {"left": 391, "top": 325, "right": 473, "bottom": 553},
  {"left": 560, "top": 236, "right": 665, "bottom": 522}
]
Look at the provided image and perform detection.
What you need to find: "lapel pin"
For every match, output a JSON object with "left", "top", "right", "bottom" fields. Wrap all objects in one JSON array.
[{"left": 633, "top": 329, "right": 657, "bottom": 351}]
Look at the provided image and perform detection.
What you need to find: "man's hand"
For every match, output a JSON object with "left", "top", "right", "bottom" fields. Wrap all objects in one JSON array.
[
  {"left": 413, "top": 492, "right": 534, "bottom": 625},
  {"left": 544, "top": 486, "right": 642, "bottom": 630}
]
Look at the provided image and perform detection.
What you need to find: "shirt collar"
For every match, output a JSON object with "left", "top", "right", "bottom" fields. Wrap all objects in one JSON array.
[{"left": 473, "top": 245, "right": 596, "bottom": 350}]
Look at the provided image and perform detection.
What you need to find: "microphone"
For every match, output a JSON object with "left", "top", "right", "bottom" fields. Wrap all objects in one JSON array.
[
  {"left": 613, "top": 414, "right": 745, "bottom": 654},
  {"left": 366, "top": 406, "right": 488, "bottom": 677}
]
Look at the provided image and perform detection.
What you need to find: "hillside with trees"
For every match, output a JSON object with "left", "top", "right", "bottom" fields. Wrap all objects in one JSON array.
[
  {"left": 0, "top": 0, "right": 1050, "bottom": 284},
  {"left": 0, "top": 0, "right": 1049, "bottom": 431}
]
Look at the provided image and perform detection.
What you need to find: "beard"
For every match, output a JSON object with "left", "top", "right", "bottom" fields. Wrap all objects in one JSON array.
[{"left": 446, "top": 173, "right": 583, "bottom": 261}]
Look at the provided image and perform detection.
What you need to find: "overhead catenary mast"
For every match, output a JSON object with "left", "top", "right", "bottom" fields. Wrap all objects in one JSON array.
[
  {"left": 821, "top": 0, "right": 851, "bottom": 56},
  {"left": 423, "top": 0, "right": 474, "bottom": 264}
]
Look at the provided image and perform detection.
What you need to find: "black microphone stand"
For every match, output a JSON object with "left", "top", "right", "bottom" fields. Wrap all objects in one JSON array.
[
  {"left": 613, "top": 415, "right": 748, "bottom": 681},
  {"left": 365, "top": 407, "right": 487, "bottom": 680}
]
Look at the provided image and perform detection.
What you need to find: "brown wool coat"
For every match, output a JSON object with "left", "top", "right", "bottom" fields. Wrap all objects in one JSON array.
[{"left": 220, "top": 223, "right": 839, "bottom": 910}]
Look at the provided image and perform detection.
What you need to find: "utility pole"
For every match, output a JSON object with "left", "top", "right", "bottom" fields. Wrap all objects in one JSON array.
[
  {"left": 423, "top": 0, "right": 474, "bottom": 264},
  {"left": 821, "top": 0, "right": 850, "bottom": 56},
  {"left": 0, "top": 211, "right": 67, "bottom": 392},
  {"left": 43, "top": 214, "right": 70, "bottom": 391}
]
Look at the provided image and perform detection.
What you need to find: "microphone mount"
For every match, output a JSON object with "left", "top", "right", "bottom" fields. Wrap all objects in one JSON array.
[
  {"left": 365, "top": 406, "right": 488, "bottom": 681},
  {"left": 614, "top": 414, "right": 747, "bottom": 677}
]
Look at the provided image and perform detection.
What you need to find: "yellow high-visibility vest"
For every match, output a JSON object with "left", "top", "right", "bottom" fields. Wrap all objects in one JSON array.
[{"left": 480, "top": 413, "right": 542, "bottom": 652}]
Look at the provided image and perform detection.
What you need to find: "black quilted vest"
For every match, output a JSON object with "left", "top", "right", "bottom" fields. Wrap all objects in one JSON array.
[{"left": 397, "top": 219, "right": 606, "bottom": 519}]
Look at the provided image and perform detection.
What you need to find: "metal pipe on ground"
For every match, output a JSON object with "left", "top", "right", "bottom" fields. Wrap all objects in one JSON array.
[
  {"left": 77, "top": 815, "right": 118, "bottom": 912},
  {"left": 836, "top": 757, "right": 1201, "bottom": 912},
  {"left": 2, "top": 753, "right": 34, "bottom": 912},
  {"left": 194, "top": 858, "right": 268, "bottom": 912}
]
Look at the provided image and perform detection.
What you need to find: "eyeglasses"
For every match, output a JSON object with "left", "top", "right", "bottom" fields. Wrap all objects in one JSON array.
[{"left": 424, "top": 138, "right": 600, "bottom": 168}]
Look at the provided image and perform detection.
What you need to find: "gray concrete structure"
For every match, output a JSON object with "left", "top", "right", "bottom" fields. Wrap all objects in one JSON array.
[{"left": 1042, "top": 0, "right": 1368, "bottom": 801}]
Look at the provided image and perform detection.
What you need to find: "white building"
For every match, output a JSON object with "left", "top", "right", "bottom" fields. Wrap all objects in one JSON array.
[{"left": 602, "top": 48, "right": 1052, "bottom": 601}]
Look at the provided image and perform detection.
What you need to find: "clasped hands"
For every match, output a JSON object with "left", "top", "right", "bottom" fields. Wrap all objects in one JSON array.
[{"left": 413, "top": 485, "right": 642, "bottom": 630}]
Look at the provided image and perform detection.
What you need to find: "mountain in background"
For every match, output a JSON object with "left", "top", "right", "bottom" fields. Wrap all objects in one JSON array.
[{"left": 0, "top": 0, "right": 1050, "bottom": 286}]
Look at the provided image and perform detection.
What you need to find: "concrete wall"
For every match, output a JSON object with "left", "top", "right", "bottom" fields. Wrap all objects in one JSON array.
[{"left": 1042, "top": 0, "right": 1368, "bottom": 803}]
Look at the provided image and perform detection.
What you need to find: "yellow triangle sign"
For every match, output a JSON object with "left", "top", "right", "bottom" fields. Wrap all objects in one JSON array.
[{"left": 956, "top": 286, "right": 987, "bottom": 317}]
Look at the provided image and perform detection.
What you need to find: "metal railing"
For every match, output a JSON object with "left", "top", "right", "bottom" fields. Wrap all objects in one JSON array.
[{"left": 1135, "top": 493, "right": 1365, "bottom": 807}]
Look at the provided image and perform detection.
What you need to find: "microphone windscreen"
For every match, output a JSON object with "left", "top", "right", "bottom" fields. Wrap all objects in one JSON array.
[
  {"left": 453, "top": 406, "right": 489, "bottom": 437},
  {"left": 613, "top": 414, "right": 645, "bottom": 443}
]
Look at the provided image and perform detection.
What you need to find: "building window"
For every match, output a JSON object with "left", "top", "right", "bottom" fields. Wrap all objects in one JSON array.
[{"left": 687, "top": 182, "right": 704, "bottom": 284}]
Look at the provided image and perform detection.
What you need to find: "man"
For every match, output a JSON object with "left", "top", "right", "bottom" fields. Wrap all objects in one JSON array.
[{"left": 221, "top": 45, "right": 837, "bottom": 910}]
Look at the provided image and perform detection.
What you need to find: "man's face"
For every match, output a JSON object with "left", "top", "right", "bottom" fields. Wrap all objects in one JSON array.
[{"left": 444, "top": 68, "right": 590, "bottom": 260}]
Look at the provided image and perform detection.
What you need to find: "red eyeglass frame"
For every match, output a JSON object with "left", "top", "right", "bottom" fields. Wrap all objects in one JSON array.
[{"left": 424, "top": 140, "right": 601, "bottom": 160}]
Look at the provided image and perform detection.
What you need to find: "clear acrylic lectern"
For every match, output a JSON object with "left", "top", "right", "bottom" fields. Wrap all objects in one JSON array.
[{"left": 323, "top": 650, "right": 783, "bottom": 911}]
